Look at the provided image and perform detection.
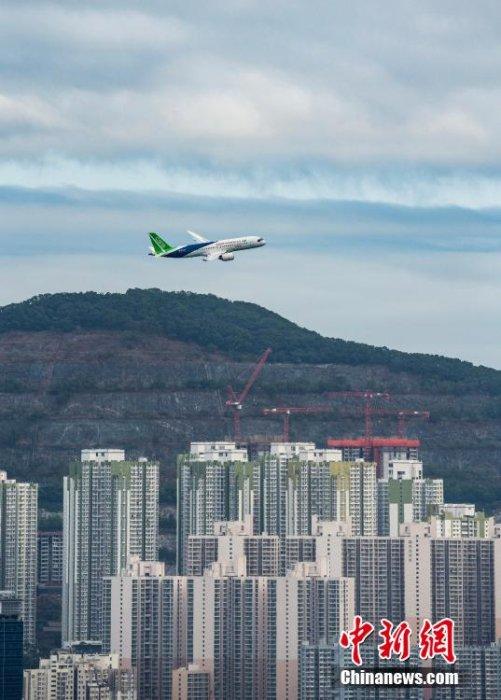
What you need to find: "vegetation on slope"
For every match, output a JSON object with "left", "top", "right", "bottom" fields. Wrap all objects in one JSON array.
[{"left": 0, "top": 288, "right": 499, "bottom": 390}]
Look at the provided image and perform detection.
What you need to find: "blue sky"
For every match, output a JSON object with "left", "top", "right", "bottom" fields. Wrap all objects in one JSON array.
[{"left": 1, "top": 1, "right": 501, "bottom": 366}]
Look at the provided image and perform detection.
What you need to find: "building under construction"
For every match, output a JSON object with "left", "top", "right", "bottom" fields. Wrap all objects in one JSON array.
[{"left": 326, "top": 437, "right": 420, "bottom": 479}]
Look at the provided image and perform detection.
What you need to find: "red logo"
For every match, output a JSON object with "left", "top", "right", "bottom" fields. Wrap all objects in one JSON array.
[
  {"left": 339, "top": 617, "right": 456, "bottom": 666},
  {"left": 339, "top": 615, "right": 375, "bottom": 666},
  {"left": 419, "top": 618, "right": 456, "bottom": 664},
  {"left": 378, "top": 618, "right": 412, "bottom": 661}
]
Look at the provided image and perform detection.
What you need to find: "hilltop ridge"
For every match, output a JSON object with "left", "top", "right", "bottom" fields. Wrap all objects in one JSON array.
[{"left": 0, "top": 288, "right": 498, "bottom": 389}]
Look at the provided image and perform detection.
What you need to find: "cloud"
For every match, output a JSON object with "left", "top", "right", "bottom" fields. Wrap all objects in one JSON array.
[
  {"left": 5, "top": 160, "right": 501, "bottom": 210},
  {"left": 1, "top": 1, "right": 501, "bottom": 367},
  {"left": 1, "top": 184, "right": 501, "bottom": 253},
  {"left": 2, "top": 1, "right": 501, "bottom": 165}
]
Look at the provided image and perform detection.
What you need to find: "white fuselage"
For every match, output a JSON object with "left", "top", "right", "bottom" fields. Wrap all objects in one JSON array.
[{"left": 183, "top": 236, "right": 265, "bottom": 258}]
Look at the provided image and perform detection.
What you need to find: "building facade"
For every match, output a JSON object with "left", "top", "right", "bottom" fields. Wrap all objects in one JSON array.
[
  {"left": 192, "top": 560, "right": 354, "bottom": 700},
  {"left": 178, "top": 442, "right": 382, "bottom": 573},
  {"left": 186, "top": 517, "right": 280, "bottom": 576},
  {"left": 0, "top": 471, "right": 38, "bottom": 648},
  {"left": 177, "top": 443, "right": 253, "bottom": 574},
  {"left": 377, "top": 476, "right": 444, "bottom": 536},
  {"left": 102, "top": 558, "right": 193, "bottom": 700},
  {"left": 38, "top": 531, "right": 63, "bottom": 588},
  {"left": 172, "top": 665, "right": 211, "bottom": 700},
  {"left": 431, "top": 538, "right": 496, "bottom": 645},
  {"left": 23, "top": 651, "right": 136, "bottom": 699},
  {"left": 62, "top": 450, "right": 159, "bottom": 644}
]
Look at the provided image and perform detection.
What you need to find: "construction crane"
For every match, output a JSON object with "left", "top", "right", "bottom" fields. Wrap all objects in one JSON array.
[
  {"left": 325, "top": 391, "right": 391, "bottom": 440},
  {"left": 226, "top": 348, "right": 272, "bottom": 442},
  {"left": 340, "top": 407, "right": 430, "bottom": 438},
  {"left": 396, "top": 410, "right": 430, "bottom": 437},
  {"left": 262, "top": 394, "right": 394, "bottom": 443},
  {"left": 262, "top": 394, "right": 429, "bottom": 445},
  {"left": 262, "top": 406, "right": 332, "bottom": 442}
]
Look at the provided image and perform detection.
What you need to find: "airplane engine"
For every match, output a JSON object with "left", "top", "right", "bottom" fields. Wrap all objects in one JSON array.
[{"left": 219, "top": 253, "right": 235, "bottom": 261}]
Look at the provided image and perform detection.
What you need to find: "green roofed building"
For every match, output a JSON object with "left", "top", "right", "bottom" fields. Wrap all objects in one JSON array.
[
  {"left": 62, "top": 449, "right": 159, "bottom": 645},
  {"left": 177, "top": 441, "right": 381, "bottom": 574},
  {"left": 176, "top": 442, "right": 253, "bottom": 574}
]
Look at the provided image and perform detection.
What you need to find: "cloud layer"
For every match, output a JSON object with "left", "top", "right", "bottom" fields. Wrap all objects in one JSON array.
[{"left": 2, "top": 0, "right": 501, "bottom": 166}]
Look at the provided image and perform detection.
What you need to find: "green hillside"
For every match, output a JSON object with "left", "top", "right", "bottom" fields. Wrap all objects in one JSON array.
[{"left": 0, "top": 288, "right": 498, "bottom": 390}]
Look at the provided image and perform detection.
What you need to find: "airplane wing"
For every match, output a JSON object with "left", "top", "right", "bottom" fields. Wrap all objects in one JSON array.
[
  {"left": 203, "top": 252, "right": 220, "bottom": 261},
  {"left": 187, "top": 229, "right": 208, "bottom": 243}
]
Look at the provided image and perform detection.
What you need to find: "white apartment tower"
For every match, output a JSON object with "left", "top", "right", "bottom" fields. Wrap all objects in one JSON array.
[
  {"left": 0, "top": 470, "right": 38, "bottom": 648},
  {"left": 401, "top": 522, "right": 501, "bottom": 644},
  {"left": 192, "top": 560, "right": 354, "bottom": 700},
  {"left": 62, "top": 450, "right": 159, "bottom": 645},
  {"left": 378, "top": 476, "right": 444, "bottom": 536},
  {"left": 177, "top": 443, "right": 253, "bottom": 574},
  {"left": 178, "top": 442, "right": 346, "bottom": 564},
  {"left": 328, "top": 462, "right": 378, "bottom": 536},
  {"left": 102, "top": 558, "right": 193, "bottom": 700}
]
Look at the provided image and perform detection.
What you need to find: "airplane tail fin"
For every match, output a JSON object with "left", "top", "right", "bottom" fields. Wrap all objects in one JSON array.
[{"left": 148, "top": 232, "right": 174, "bottom": 256}]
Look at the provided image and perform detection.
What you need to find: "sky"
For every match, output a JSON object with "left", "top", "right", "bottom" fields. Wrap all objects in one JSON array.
[{"left": 1, "top": 1, "right": 501, "bottom": 367}]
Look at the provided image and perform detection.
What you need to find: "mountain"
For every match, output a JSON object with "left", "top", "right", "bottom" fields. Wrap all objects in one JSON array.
[
  {"left": 0, "top": 288, "right": 499, "bottom": 514},
  {"left": 0, "top": 288, "right": 499, "bottom": 387}
]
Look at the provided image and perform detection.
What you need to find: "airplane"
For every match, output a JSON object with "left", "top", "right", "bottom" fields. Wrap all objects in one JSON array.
[{"left": 147, "top": 230, "right": 266, "bottom": 262}]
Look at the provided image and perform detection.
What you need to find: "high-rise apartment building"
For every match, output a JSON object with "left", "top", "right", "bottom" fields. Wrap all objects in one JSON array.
[
  {"left": 177, "top": 442, "right": 253, "bottom": 573},
  {"left": 432, "top": 642, "right": 501, "bottom": 700},
  {"left": 102, "top": 558, "right": 193, "bottom": 700},
  {"left": 413, "top": 477, "right": 444, "bottom": 521},
  {"left": 300, "top": 643, "right": 425, "bottom": 699},
  {"left": 104, "top": 550, "right": 353, "bottom": 699},
  {"left": 299, "top": 642, "right": 338, "bottom": 700},
  {"left": 285, "top": 536, "right": 316, "bottom": 573},
  {"left": 378, "top": 476, "right": 444, "bottom": 536},
  {"left": 0, "top": 592, "right": 23, "bottom": 700},
  {"left": 400, "top": 522, "right": 501, "bottom": 644},
  {"left": 187, "top": 517, "right": 280, "bottom": 576},
  {"left": 329, "top": 462, "right": 377, "bottom": 536},
  {"left": 430, "top": 506, "right": 493, "bottom": 538},
  {"left": 38, "top": 531, "right": 63, "bottom": 588},
  {"left": 178, "top": 442, "right": 380, "bottom": 573},
  {"left": 0, "top": 471, "right": 38, "bottom": 648},
  {"left": 62, "top": 450, "right": 159, "bottom": 644},
  {"left": 316, "top": 518, "right": 500, "bottom": 645},
  {"left": 192, "top": 559, "right": 354, "bottom": 700},
  {"left": 285, "top": 449, "right": 343, "bottom": 535},
  {"left": 431, "top": 538, "right": 496, "bottom": 645},
  {"left": 342, "top": 537, "right": 406, "bottom": 624},
  {"left": 23, "top": 651, "right": 136, "bottom": 699}
]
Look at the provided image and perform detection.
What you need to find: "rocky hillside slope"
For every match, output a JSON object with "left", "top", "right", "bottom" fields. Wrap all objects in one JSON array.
[{"left": 0, "top": 290, "right": 499, "bottom": 514}]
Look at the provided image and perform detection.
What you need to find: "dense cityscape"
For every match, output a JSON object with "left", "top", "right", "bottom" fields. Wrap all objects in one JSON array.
[{"left": 1, "top": 432, "right": 500, "bottom": 699}]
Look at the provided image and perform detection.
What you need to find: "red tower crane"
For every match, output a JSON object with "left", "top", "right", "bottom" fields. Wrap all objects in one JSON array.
[
  {"left": 325, "top": 391, "right": 391, "bottom": 440},
  {"left": 226, "top": 348, "right": 272, "bottom": 442},
  {"left": 396, "top": 410, "right": 430, "bottom": 437}
]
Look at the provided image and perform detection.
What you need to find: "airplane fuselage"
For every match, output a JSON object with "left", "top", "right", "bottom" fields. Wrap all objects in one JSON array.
[{"left": 162, "top": 236, "right": 265, "bottom": 260}]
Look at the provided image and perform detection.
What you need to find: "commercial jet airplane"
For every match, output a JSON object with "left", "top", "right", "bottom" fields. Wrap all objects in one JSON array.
[{"left": 148, "top": 230, "right": 265, "bottom": 262}]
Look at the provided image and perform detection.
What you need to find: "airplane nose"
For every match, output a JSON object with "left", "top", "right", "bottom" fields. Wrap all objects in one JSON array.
[{"left": 257, "top": 237, "right": 265, "bottom": 245}]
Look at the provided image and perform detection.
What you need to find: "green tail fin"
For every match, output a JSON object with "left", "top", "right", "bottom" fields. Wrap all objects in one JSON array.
[{"left": 148, "top": 232, "right": 174, "bottom": 255}]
